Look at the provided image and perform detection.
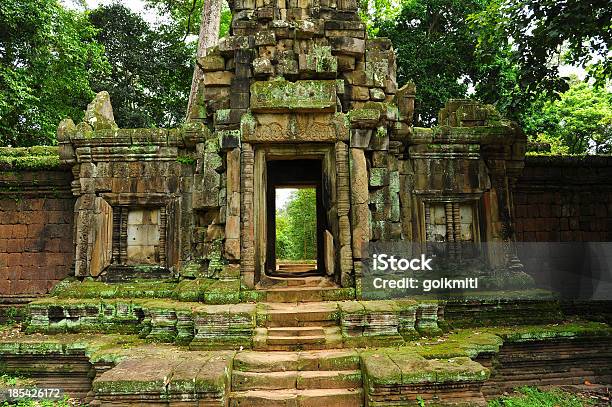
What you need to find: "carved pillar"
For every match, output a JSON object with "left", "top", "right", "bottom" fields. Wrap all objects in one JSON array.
[
  {"left": 350, "top": 148, "right": 369, "bottom": 259},
  {"left": 225, "top": 147, "right": 241, "bottom": 260},
  {"left": 240, "top": 143, "right": 255, "bottom": 288},
  {"left": 336, "top": 141, "right": 353, "bottom": 285}
]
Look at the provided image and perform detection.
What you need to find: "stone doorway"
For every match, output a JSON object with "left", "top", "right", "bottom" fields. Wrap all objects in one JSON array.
[
  {"left": 250, "top": 144, "right": 343, "bottom": 287},
  {"left": 266, "top": 160, "right": 325, "bottom": 278}
]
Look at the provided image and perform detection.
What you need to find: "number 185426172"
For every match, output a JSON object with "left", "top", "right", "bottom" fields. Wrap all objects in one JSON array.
[{"left": 3, "top": 388, "right": 64, "bottom": 400}]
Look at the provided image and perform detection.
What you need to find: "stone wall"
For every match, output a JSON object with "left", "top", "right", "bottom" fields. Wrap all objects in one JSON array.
[
  {"left": 514, "top": 156, "right": 612, "bottom": 242},
  {"left": 0, "top": 147, "right": 74, "bottom": 296}
]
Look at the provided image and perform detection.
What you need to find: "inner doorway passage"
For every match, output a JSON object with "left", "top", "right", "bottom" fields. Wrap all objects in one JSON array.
[
  {"left": 266, "top": 159, "right": 326, "bottom": 278},
  {"left": 275, "top": 187, "right": 318, "bottom": 275}
]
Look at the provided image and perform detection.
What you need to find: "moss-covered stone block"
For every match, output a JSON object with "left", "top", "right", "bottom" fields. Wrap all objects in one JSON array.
[
  {"left": 202, "top": 280, "right": 241, "bottom": 304},
  {"left": 348, "top": 108, "right": 380, "bottom": 128},
  {"left": 250, "top": 79, "right": 337, "bottom": 113},
  {"left": 172, "top": 279, "right": 214, "bottom": 302},
  {"left": 362, "top": 352, "right": 402, "bottom": 388}
]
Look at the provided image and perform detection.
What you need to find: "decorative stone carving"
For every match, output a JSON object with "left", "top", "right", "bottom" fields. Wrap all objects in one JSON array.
[{"left": 250, "top": 80, "right": 337, "bottom": 113}]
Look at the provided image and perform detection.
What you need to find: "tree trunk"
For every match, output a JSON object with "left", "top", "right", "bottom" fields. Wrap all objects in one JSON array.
[{"left": 186, "top": 0, "right": 222, "bottom": 119}]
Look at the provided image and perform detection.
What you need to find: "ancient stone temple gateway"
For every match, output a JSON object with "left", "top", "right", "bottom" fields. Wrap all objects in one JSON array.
[
  {"left": 1, "top": 0, "right": 612, "bottom": 405},
  {"left": 57, "top": 7, "right": 526, "bottom": 291}
]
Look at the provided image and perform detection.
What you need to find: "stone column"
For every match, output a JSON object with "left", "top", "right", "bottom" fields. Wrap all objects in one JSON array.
[
  {"left": 225, "top": 147, "right": 241, "bottom": 260},
  {"left": 336, "top": 142, "right": 353, "bottom": 285},
  {"left": 350, "top": 148, "right": 370, "bottom": 259},
  {"left": 240, "top": 143, "right": 255, "bottom": 288}
]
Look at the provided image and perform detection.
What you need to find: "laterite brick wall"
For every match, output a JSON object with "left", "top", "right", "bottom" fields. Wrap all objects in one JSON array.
[
  {"left": 514, "top": 156, "right": 612, "bottom": 242},
  {"left": 0, "top": 169, "right": 75, "bottom": 296}
]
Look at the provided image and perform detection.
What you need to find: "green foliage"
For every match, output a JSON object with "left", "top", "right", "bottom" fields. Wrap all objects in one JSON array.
[
  {"left": 522, "top": 80, "right": 612, "bottom": 154},
  {"left": 0, "top": 146, "right": 61, "bottom": 170},
  {"left": 88, "top": 4, "right": 194, "bottom": 128},
  {"left": 488, "top": 386, "right": 589, "bottom": 407},
  {"left": 470, "top": 0, "right": 612, "bottom": 117},
  {"left": 142, "top": 0, "right": 232, "bottom": 39},
  {"left": 0, "top": 396, "right": 75, "bottom": 407},
  {"left": 176, "top": 156, "right": 196, "bottom": 165},
  {"left": 358, "top": 0, "right": 401, "bottom": 37},
  {"left": 275, "top": 189, "right": 317, "bottom": 260},
  {"left": 0, "top": 373, "right": 19, "bottom": 386},
  {"left": 375, "top": 0, "right": 489, "bottom": 125},
  {"left": 0, "top": 0, "right": 108, "bottom": 146}
]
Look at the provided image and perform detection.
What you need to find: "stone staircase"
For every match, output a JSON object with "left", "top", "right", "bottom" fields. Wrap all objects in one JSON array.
[
  {"left": 230, "top": 350, "right": 364, "bottom": 406},
  {"left": 255, "top": 302, "right": 342, "bottom": 351},
  {"left": 257, "top": 276, "right": 354, "bottom": 302},
  {"left": 276, "top": 262, "right": 318, "bottom": 274}
]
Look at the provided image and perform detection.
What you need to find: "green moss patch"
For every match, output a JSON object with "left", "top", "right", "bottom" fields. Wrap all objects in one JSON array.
[
  {"left": 488, "top": 320, "right": 612, "bottom": 343},
  {"left": 52, "top": 280, "right": 178, "bottom": 299},
  {"left": 0, "top": 146, "right": 62, "bottom": 170},
  {"left": 488, "top": 386, "right": 591, "bottom": 407},
  {"left": 412, "top": 330, "right": 503, "bottom": 359},
  {"left": 250, "top": 79, "right": 337, "bottom": 112},
  {"left": 362, "top": 350, "right": 489, "bottom": 387}
]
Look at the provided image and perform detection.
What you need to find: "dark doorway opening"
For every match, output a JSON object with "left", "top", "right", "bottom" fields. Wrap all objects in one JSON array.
[{"left": 266, "top": 159, "right": 326, "bottom": 277}]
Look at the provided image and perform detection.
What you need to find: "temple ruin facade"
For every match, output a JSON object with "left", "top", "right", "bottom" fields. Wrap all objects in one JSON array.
[
  {"left": 1, "top": 0, "right": 611, "bottom": 405},
  {"left": 52, "top": 0, "right": 528, "bottom": 291}
]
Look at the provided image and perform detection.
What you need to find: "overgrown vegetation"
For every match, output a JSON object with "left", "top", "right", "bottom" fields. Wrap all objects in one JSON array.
[
  {"left": 1, "top": 0, "right": 610, "bottom": 154},
  {"left": 523, "top": 79, "right": 612, "bottom": 155},
  {"left": 488, "top": 386, "right": 593, "bottom": 407},
  {"left": 88, "top": 4, "right": 194, "bottom": 129},
  {"left": 0, "top": 0, "right": 227, "bottom": 146},
  {"left": 370, "top": 0, "right": 612, "bottom": 153},
  {"left": 0, "top": 397, "right": 77, "bottom": 407},
  {"left": 276, "top": 189, "right": 318, "bottom": 260},
  {"left": 0, "top": 0, "right": 108, "bottom": 146}
]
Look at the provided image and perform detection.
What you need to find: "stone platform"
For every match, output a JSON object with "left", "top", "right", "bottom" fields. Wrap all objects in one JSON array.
[
  {"left": 1, "top": 289, "right": 612, "bottom": 406},
  {"left": 2, "top": 319, "right": 611, "bottom": 406}
]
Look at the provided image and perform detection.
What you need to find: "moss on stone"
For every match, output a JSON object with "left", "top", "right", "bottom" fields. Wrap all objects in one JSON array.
[
  {"left": 171, "top": 279, "right": 213, "bottom": 302},
  {"left": 348, "top": 108, "right": 380, "bottom": 124},
  {"left": 321, "top": 287, "right": 356, "bottom": 301},
  {"left": 363, "top": 352, "right": 402, "bottom": 386},
  {"left": 52, "top": 281, "right": 177, "bottom": 299},
  {"left": 176, "top": 156, "right": 196, "bottom": 165},
  {"left": 489, "top": 320, "right": 612, "bottom": 343},
  {"left": 201, "top": 280, "right": 241, "bottom": 304},
  {"left": 240, "top": 289, "right": 267, "bottom": 303},
  {"left": 363, "top": 349, "right": 489, "bottom": 389},
  {"left": 412, "top": 330, "right": 503, "bottom": 359},
  {"left": 250, "top": 79, "right": 337, "bottom": 112},
  {"left": 0, "top": 146, "right": 62, "bottom": 170}
]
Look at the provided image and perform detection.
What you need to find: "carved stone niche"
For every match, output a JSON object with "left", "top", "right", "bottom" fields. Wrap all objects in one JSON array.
[
  {"left": 88, "top": 193, "right": 180, "bottom": 280},
  {"left": 422, "top": 198, "right": 481, "bottom": 244},
  {"left": 112, "top": 207, "right": 164, "bottom": 266},
  {"left": 417, "top": 196, "right": 483, "bottom": 260}
]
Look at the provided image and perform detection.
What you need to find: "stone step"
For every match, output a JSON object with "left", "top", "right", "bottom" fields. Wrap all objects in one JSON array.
[
  {"left": 267, "top": 335, "right": 326, "bottom": 346},
  {"left": 229, "top": 388, "right": 364, "bottom": 407},
  {"left": 263, "top": 287, "right": 354, "bottom": 303},
  {"left": 297, "top": 370, "right": 362, "bottom": 390},
  {"left": 277, "top": 265, "right": 317, "bottom": 272},
  {"left": 266, "top": 276, "right": 336, "bottom": 288},
  {"left": 263, "top": 302, "right": 339, "bottom": 327},
  {"left": 268, "top": 327, "right": 326, "bottom": 337},
  {"left": 233, "top": 350, "right": 360, "bottom": 373},
  {"left": 254, "top": 328, "right": 343, "bottom": 351},
  {"left": 232, "top": 370, "right": 296, "bottom": 391},
  {"left": 232, "top": 370, "right": 362, "bottom": 391}
]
